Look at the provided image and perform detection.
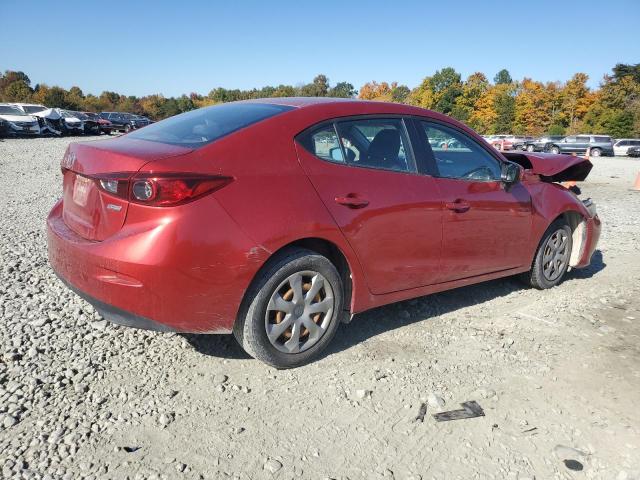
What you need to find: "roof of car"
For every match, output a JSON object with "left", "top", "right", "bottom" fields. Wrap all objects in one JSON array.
[
  {"left": 8, "top": 103, "right": 46, "bottom": 107},
  {"left": 240, "top": 97, "right": 369, "bottom": 108}
]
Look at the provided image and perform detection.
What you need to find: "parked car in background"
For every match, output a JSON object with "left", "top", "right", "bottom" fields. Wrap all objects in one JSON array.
[
  {"left": 70, "top": 112, "right": 101, "bottom": 135},
  {"left": 47, "top": 98, "right": 601, "bottom": 368},
  {"left": 82, "top": 112, "right": 112, "bottom": 135},
  {"left": 132, "top": 114, "right": 153, "bottom": 127},
  {"left": 511, "top": 136, "right": 535, "bottom": 151},
  {"left": 59, "top": 110, "right": 84, "bottom": 135},
  {"left": 0, "top": 104, "right": 41, "bottom": 136},
  {"left": 99, "top": 112, "right": 146, "bottom": 133},
  {"left": 9, "top": 102, "right": 63, "bottom": 135},
  {"left": 613, "top": 139, "right": 640, "bottom": 156},
  {"left": 524, "top": 135, "right": 565, "bottom": 152},
  {"left": 488, "top": 135, "right": 514, "bottom": 151},
  {"left": 628, "top": 146, "right": 640, "bottom": 157},
  {"left": 545, "top": 135, "right": 614, "bottom": 157},
  {"left": 0, "top": 117, "right": 9, "bottom": 137}
]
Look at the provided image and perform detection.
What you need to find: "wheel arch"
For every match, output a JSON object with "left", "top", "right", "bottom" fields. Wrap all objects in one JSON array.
[
  {"left": 234, "top": 236, "right": 362, "bottom": 330},
  {"left": 537, "top": 209, "right": 587, "bottom": 268},
  {"left": 559, "top": 210, "right": 588, "bottom": 267}
]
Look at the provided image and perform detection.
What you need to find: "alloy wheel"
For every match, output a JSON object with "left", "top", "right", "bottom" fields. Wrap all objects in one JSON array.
[
  {"left": 542, "top": 229, "right": 570, "bottom": 282},
  {"left": 265, "top": 270, "right": 334, "bottom": 354}
]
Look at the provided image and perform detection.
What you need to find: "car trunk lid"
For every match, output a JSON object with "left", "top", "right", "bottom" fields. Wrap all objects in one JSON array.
[{"left": 61, "top": 137, "right": 193, "bottom": 241}]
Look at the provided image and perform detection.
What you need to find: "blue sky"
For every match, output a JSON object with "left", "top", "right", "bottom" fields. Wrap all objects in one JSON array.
[{"left": 1, "top": 0, "right": 638, "bottom": 97}]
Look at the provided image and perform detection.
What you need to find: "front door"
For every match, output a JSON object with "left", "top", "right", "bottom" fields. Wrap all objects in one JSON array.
[
  {"left": 295, "top": 117, "right": 443, "bottom": 294},
  {"left": 418, "top": 121, "right": 532, "bottom": 281}
]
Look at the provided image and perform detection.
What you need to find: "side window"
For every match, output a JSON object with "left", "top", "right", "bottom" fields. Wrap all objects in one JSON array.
[
  {"left": 335, "top": 118, "right": 415, "bottom": 173},
  {"left": 308, "top": 125, "right": 344, "bottom": 163},
  {"left": 420, "top": 122, "right": 502, "bottom": 181},
  {"left": 565, "top": 136, "right": 576, "bottom": 143},
  {"left": 576, "top": 136, "right": 590, "bottom": 142}
]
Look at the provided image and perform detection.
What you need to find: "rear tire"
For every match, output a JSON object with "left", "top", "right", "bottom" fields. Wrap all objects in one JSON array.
[
  {"left": 590, "top": 148, "right": 602, "bottom": 157},
  {"left": 233, "top": 248, "right": 344, "bottom": 369},
  {"left": 526, "top": 144, "right": 535, "bottom": 152},
  {"left": 550, "top": 146, "right": 560, "bottom": 154},
  {"left": 521, "top": 220, "right": 573, "bottom": 289}
]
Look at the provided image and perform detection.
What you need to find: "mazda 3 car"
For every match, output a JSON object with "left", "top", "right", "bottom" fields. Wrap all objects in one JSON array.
[{"left": 47, "top": 98, "right": 601, "bottom": 368}]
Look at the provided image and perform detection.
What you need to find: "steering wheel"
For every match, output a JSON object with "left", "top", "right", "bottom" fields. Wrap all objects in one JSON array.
[{"left": 463, "top": 166, "right": 495, "bottom": 180}]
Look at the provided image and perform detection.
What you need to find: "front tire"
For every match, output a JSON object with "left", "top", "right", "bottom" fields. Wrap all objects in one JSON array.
[
  {"left": 550, "top": 146, "right": 560, "bottom": 154},
  {"left": 526, "top": 144, "right": 535, "bottom": 152},
  {"left": 233, "top": 248, "right": 344, "bottom": 368},
  {"left": 522, "top": 220, "right": 573, "bottom": 289}
]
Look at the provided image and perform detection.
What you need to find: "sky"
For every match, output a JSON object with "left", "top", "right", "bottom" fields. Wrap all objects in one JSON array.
[{"left": 1, "top": 0, "right": 639, "bottom": 98}]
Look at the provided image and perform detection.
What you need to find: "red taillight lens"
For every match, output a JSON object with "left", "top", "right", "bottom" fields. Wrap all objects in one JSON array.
[{"left": 94, "top": 172, "right": 233, "bottom": 207}]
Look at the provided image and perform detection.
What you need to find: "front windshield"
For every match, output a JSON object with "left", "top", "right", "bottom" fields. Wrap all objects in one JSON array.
[{"left": 0, "top": 105, "right": 27, "bottom": 116}]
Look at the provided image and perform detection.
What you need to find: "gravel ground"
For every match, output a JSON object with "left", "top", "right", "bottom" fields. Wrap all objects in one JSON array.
[{"left": 1, "top": 136, "right": 639, "bottom": 480}]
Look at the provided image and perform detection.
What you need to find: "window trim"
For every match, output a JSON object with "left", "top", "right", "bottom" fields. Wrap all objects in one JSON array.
[
  {"left": 296, "top": 114, "right": 420, "bottom": 176},
  {"left": 415, "top": 118, "right": 505, "bottom": 182}
]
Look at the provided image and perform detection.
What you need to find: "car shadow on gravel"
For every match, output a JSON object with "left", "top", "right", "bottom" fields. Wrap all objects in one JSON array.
[
  {"left": 182, "top": 249, "right": 606, "bottom": 362},
  {"left": 326, "top": 249, "right": 606, "bottom": 358},
  {"left": 181, "top": 333, "right": 251, "bottom": 360},
  {"left": 567, "top": 249, "right": 606, "bottom": 279}
]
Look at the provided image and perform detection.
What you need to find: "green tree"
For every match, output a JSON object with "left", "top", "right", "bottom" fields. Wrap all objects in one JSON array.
[
  {"left": 494, "top": 69, "right": 512, "bottom": 85},
  {"left": 328, "top": 82, "right": 356, "bottom": 98},
  {"left": 493, "top": 83, "right": 516, "bottom": 133},
  {"left": 2, "top": 80, "right": 33, "bottom": 102},
  {"left": 299, "top": 74, "right": 329, "bottom": 97}
]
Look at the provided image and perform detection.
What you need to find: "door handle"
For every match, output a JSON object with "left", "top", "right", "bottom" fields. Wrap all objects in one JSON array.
[
  {"left": 335, "top": 194, "right": 369, "bottom": 209},
  {"left": 445, "top": 199, "right": 471, "bottom": 213}
]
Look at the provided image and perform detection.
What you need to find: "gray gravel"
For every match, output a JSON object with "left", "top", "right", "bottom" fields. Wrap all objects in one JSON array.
[{"left": 1, "top": 136, "right": 640, "bottom": 479}]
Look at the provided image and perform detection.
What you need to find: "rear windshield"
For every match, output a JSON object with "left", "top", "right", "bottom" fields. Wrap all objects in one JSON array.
[{"left": 128, "top": 102, "right": 293, "bottom": 148}]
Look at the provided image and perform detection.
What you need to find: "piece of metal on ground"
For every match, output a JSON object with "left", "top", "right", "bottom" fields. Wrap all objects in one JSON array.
[{"left": 432, "top": 401, "right": 485, "bottom": 422}]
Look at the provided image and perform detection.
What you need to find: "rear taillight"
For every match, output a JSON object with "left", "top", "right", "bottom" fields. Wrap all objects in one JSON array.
[{"left": 93, "top": 172, "right": 233, "bottom": 207}]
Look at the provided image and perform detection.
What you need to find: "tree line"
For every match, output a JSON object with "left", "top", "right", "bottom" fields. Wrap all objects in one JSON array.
[{"left": 1, "top": 64, "right": 638, "bottom": 137}]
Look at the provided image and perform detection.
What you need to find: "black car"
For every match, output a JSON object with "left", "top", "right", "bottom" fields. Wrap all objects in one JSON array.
[
  {"left": 0, "top": 118, "right": 9, "bottom": 137},
  {"left": 71, "top": 111, "right": 101, "bottom": 135},
  {"left": 132, "top": 114, "right": 153, "bottom": 127},
  {"left": 524, "top": 135, "right": 565, "bottom": 152},
  {"left": 99, "top": 112, "right": 147, "bottom": 133},
  {"left": 628, "top": 146, "right": 640, "bottom": 158}
]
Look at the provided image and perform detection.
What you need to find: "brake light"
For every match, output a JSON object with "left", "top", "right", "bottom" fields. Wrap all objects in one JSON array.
[{"left": 93, "top": 172, "right": 233, "bottom": 206}]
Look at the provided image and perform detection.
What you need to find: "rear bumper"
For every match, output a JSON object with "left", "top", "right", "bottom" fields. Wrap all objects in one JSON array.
[
  {"left": 47, "top": 197, "right": 269, "bottom": 333},
  {"left": 58, "top": 276, "right": 177, "bottom": 332}
]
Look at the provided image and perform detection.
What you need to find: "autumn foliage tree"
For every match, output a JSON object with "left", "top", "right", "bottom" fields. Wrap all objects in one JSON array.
[{"left": 1, "top": 65, "right": 639, "bottom": 136}]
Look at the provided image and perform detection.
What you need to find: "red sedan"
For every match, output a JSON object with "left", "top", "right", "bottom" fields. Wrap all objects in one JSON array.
[{"left": 47, "top": 98, "right": 601, "bottom": 368}]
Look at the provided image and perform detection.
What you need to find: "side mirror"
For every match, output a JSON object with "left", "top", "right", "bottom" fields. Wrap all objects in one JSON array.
[
  {"left": 501, "top": 161, "right": 521, "bottom": 185},
  {"left": 329, "top": 147, "right": 344, "bottom": 162}
]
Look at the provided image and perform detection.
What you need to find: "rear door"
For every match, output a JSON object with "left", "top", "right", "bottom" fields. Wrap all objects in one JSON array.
[
  {"left": 417, "top": 120, "right": 532, "bottom": 281},
  {"left": 296, "top": 117, "right": 444, "bottom": 294}
]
